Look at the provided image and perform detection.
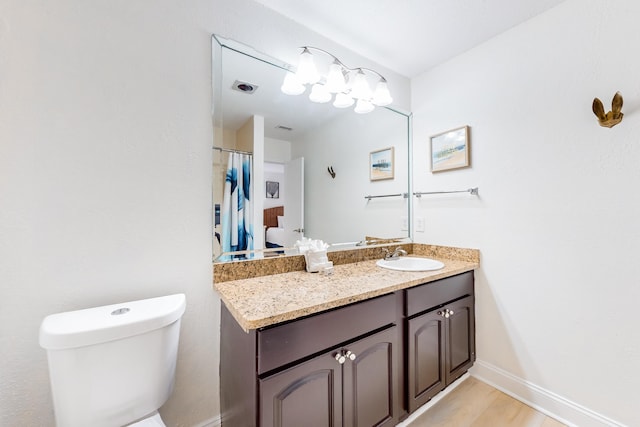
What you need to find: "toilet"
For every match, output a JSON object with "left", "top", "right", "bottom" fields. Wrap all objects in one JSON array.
[{"left": 39, "top": 293, "right": 186, "bottom": 427}]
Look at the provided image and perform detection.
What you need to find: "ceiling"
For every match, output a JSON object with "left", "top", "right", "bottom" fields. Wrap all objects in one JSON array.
[{"left": 252, "top": 0, "right": 567, "bottom": 78}]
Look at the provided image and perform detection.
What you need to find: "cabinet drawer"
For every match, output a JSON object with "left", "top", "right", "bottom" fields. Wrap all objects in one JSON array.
[
  {"left": 405, "top": 272, "right": 473, "bottom": 317},
  {"left": 258, "top": 292, "right": 397, "bottom": 375}
]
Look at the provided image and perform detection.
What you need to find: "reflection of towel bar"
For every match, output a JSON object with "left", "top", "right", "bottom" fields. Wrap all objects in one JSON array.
[
  {"left": 414, "top": 187, "right": 479, "bottom": 197},
  {"left": 364, "top": 193, "right": 409, "bottom": 200}
]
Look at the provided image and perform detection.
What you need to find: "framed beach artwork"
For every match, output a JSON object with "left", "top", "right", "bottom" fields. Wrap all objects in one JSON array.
[
  {"left": 370, "top": 147, "right": 394, "bottom": 181},
  {"left": 430, "top": 126, "right": 470, "bottom": 173}
]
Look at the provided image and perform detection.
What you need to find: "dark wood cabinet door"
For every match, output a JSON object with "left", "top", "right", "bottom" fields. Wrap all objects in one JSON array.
[
  {"left": 342, "top": 326, "right": 399, "bottom": 427},
  {"left": 259, "top": 353, "right": 342, "bottom": 427},
  {"left": 407, "top": 310, "right": 446, "bottom": 412},
  {"left": 445, "top": 295, "right": 475, "bottom": 385}
]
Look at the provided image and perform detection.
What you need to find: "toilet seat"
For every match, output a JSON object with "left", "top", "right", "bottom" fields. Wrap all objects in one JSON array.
[{"left": 127, "top": 412, "right": 166, "bottom": 427}]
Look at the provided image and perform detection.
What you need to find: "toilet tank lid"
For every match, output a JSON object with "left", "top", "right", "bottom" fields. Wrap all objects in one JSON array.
[{"left": 39, "top": 294, "right": 186, "bottom": 350}]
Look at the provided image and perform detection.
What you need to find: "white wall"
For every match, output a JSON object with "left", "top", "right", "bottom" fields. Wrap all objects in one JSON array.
[
  {"left": 265, "top": 137, "right": 292, "bottom": 164},
  {"left": 412, "top": 1, "right": 640, "bottom": 425},
  {"left": 264, "top": 138, "right": 291, "bottom": 210},
  {"left": 293, "top": 108, "right": 410, "bottom": 244},
  {"left": 0, "top": 1, "right": 218, "bottom": 426},
  {"left": 0, "top": 0, "right": 410, "bottom": 425}
]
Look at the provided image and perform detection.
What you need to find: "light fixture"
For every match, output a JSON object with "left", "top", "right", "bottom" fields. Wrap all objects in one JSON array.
[
  {"left": 325, "top": 61, "right": 347, "bottom": 93},
  {"left": 371, "top": 79, "right": 393, "bottom": 106},
  {"left": 309, "top": 83, "right": 331, "bottom": 103},
  {"left": 280, "top": 71, "right": 305, "bottom": 95},
  {"left": 281, "top": 46, "right": 393, "bottom": 114},
  {"left": 349, "top": 70, "right": 372, "bottom": 100},
  {"left": 295, "top": 47, "right": 320, "bottom": 85},
  {"left": 333, "top": 92, "right": 355, "bottom": 108},
  {"left": 354, "top": 99, "right": 375, "bottom": 114}
]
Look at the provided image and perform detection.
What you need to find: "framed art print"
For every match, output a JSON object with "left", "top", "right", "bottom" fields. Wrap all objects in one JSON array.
[
  {"left": 430, "top": 126, "right": 470, "bottom": 173},
  {"left": 266, "top": 181, "right": 279, "bottom": 198}
]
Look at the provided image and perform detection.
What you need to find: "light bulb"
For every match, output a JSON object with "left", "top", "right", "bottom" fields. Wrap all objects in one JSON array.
[
  {"left": 354, "top": 99, "right": 375, "bottom": 114},
  {"left": 281, "top": 71, "right": 306, "bottom": 95},
  {"left": 333, "top": 92, "right": 354, "bottom": 108},
  {"left": 349, "top": 69, "right": 372, "bottom": 100},
  {"left": 295, "top": 48, "right": 319, "bottom": 85},
  {"left": 309, "top": 83, "right": 331, "bottom": 103},
  {"left": 325, "top": 61, "right": 347, "bottom": 93},
  {"left": 371, "top": 80, "right": 393, "bottom": 106}
]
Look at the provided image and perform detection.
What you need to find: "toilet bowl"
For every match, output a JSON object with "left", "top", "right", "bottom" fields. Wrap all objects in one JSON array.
[{"left": 40, "top": 294, "right": 186, "bottom": 427}]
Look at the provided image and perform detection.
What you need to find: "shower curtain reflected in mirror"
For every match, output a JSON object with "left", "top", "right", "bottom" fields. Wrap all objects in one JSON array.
[{"left": 221, "top": 152, "right": 253, "bottom": 259}]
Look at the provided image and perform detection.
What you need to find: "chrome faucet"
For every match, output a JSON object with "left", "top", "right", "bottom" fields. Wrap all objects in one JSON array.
[{"left": 382, "top": 247, "right": 407, "bottom": 260}]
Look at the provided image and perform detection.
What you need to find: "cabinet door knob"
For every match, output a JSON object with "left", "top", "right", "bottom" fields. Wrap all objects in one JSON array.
[
  {"left": 437, "top": 310, "right": 444, "bottom": 317},
  {"left": 345, "top": 350, "right": 356, "bottom": 361},
  {"left": 448, "top": 309, "right": 455, "bottom": 316},
  {"left": 334, "top": 353, "right": 346, "bottom": 364}
]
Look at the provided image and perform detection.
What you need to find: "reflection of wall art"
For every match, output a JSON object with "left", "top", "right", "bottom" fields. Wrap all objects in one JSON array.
[
  {"left": 430, "top": 125, "right": 470, "bottom": 173},
  {"left": 370, "top": 147, "right": 394, "bottom": 181},
  {"left": 266, "top": 181, "right": 279, "bottom": 198}
]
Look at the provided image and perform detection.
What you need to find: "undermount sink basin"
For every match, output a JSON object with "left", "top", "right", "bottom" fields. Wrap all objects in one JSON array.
[{"left": 376, "top": 257, "right": 445, "bottom": 272}]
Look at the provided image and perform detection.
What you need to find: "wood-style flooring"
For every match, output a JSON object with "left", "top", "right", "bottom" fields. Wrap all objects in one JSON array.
[{"left": 404, "top": 377, "right": 567, "bottom": 427}]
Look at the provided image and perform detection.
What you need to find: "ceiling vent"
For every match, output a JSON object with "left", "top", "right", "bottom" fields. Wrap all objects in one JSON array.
[{"left": 232, "top": 80, "right": 258, "bottom": 94}]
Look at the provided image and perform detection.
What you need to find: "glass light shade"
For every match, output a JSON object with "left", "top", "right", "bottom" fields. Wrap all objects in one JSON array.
[
  {"left": 371, "top": 80, "right": 393, "bottom": 106},
  {"left": 325, "top": 62, "right": 347, "bottom": 93},
  {"left": 349, "top": 70, "right": 372, "bottom": 100},
  {"left": 309, "top": 83, "right": 331, "bottom": 103},
  {"left": 281, "top": 71, "right": 306, "bottom": 95},
  {"left": 295, "top": 48, "right": 320, "bottom": 85},
  {"left": 333, "top": 92, "right": 355, "bottom": 108},
  {"left": 354, "top": 99, "right": 375, "bottom": 114}
]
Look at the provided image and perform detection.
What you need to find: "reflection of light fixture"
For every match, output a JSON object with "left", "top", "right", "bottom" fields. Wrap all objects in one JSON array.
[{"left": 281, "top": 46, "right": 393, "bottom": 113}]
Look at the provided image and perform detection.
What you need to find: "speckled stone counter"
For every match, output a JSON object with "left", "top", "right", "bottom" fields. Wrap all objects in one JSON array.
[{"left": 214, "top": 245, "right": 479, "bottom": 331}]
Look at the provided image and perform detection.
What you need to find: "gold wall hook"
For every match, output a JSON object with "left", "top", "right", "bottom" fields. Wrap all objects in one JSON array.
[{"left": 592, "top": 92, "right": 623, "bottom": 128}]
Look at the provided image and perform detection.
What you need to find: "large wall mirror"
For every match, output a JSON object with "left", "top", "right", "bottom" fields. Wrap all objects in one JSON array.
[{"left": 212, "top": 35, "right": 411, "bottom": 261}]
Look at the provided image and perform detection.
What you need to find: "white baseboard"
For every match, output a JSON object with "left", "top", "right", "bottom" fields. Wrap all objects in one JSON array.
[
  {"left": 471, "top": 360, "right": 625, "bottom": 427},
  {"left": 191, "top": 415, "right": 221, "bottom": 427}
]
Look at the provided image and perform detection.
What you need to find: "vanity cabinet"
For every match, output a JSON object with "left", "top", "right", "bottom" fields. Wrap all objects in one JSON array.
[
  {"left": 405, "top": 272, "right": 475, "bottom": 413},
  {"left": 259, "top": 326, "right": 399, "bottom": 427},
  {"left": 221, "top": 292, "right": 402, "bottom": 427},
  {"left": 219, "top": 270, "right": 475, "bottom": 426}
]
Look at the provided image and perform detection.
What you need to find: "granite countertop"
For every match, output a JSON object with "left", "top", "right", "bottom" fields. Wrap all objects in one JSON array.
[{"left": 214, "top": 254, "right": 479, "bottom": 332}]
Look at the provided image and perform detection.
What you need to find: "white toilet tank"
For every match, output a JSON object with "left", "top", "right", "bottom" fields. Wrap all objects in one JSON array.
[{"left": 39, "top": 294, "right": 186, "bottom": 427}]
